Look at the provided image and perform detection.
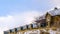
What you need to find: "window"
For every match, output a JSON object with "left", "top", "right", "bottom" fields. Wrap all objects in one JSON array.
[
  {"left": 21, "top": 27, "right": 23, "bottom": 30},
  {"left": 31, "top": 23, "right": 38, "bottom": 28},
  {"left": 41, "top": 23, "right": 46, "bottom": 27},
  {"left": 15, "top": 28, "right": 17, "bottom": 32},
  {"left": 26, "top": 25, "right": 29, "bottom": 29},
  {"left": 31, "top": 24, "right": 33, "bottom": 28},
  {"left": 27, "top": 25, "right": 31, "bottom": 29},
  {"left": 10, "top": 30, "right": 12, "bottom": 33}
]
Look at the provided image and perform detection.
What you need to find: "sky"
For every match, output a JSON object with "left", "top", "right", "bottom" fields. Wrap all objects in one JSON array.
[{"left": 0, "top": 0, "right": 60, "bottom": 34}]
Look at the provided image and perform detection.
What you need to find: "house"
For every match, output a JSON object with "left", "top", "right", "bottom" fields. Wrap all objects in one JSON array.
[{"left": 4, "top": 7, "right": 60, "bottom": 34}]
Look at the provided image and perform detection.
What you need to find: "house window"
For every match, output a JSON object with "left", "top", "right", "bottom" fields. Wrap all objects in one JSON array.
[
  {"left": 26, "top": 25, "right": 29, "bottom": 29},
  {"left": 31, "top": 24, "right": 33, "bottom": 28},
  {"left": 21, "top": 27, "right": 23, "bottom": 30},
  {"left": 15, "top": 28, "right": 17, "bottom": 32},
  {"left": 41, "top": 23, "right": 46, "bottom": 27},
  {"left": 31, "top": 23, "right": 38, "bottom": 29},
  {"left": 28, "top": 25, "right": 31, "bottom": 29},
  {"left": 10, "top": 30, "right": 12, "bottom": 33}
]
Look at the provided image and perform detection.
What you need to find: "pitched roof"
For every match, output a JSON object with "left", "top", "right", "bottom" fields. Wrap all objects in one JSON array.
[
  {"left": 39, "top": 15, "right": 46, "bottom": 20},
  {"left": 48, "top": 8, "right": 60, "bottom": 16},
  {"left": 35, "top": 15, "right": 46, "bottom": 23},
  {"left": 35, "top": 7, "right": 60, "bottom": 23}
]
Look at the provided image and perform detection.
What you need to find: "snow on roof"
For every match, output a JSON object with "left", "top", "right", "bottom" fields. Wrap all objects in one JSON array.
[
  {"left": 36, "top": 7, "right": 60, "bottom": 21},
  {"left": 48, "top": 8, "right": 60, "bottom": 16}
]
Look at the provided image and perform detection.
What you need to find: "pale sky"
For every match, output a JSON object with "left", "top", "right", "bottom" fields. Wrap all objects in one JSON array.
[{"left": 0, "top": 0, "right": 60, "bottom": 34}]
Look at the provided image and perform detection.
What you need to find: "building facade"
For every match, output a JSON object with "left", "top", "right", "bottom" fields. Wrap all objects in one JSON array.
[{"left": 4, "top": 7, "right": 60, "bottom": 34}]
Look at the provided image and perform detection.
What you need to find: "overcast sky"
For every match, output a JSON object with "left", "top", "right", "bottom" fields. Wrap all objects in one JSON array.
[{"left": 0, "top": 0, "right": 60, "bottom": 34}]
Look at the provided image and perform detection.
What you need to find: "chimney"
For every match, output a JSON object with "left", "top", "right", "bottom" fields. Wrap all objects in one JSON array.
[{"left": 54, "top": 7, "right": 58, "bottom": 10}]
